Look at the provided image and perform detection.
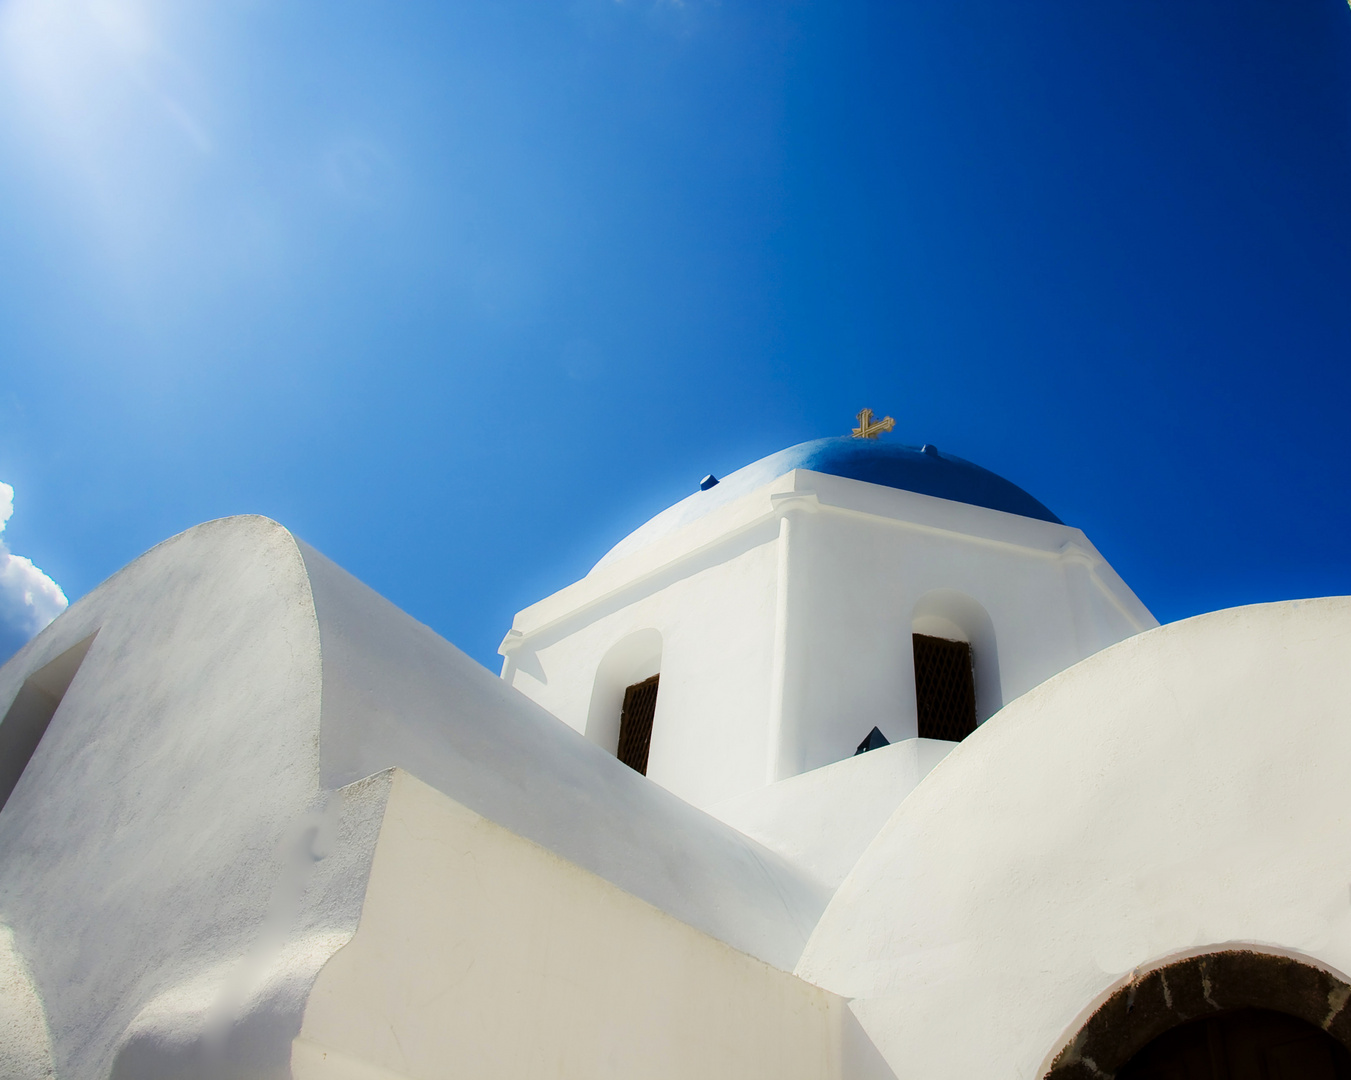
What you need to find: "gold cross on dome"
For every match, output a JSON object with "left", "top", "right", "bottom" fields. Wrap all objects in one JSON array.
[{"left": 851, "top": 407, "right": 895, "bottom": 439}]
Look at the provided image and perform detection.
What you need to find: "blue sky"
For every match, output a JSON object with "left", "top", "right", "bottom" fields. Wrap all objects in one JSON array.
[{"left": 0, "top": 0, "right": 1348, "bottom": 669}]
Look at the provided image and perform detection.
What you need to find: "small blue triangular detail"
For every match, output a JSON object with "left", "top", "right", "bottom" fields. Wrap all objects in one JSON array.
[{"left": 854, "top": 726, "right": 890, "bottom": 755}]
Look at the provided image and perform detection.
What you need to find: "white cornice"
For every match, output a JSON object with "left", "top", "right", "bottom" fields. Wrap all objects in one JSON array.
[{"left": 501, "top": 469, "right": 1156, "bottom": 650}]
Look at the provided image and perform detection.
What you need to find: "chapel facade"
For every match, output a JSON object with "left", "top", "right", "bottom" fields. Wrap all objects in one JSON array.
[{"left": 0, "top": 418, "right": 1347, "bottom": 1080}]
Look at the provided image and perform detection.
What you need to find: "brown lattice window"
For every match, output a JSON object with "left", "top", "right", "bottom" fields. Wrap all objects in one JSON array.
[
  {"left": 617, "top": 674, "right": 659, "bottom": 775},
  {"left": 913, "top": 634, "right": 976, "bottom": 742}
]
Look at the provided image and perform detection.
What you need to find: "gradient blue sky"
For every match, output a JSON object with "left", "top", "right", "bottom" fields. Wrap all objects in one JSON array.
[{"left": 1, "top": 0, "right": 1348, "bottom": 669}]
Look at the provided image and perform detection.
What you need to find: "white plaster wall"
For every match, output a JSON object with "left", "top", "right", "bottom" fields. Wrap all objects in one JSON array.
[
  {"left": 707, "top": 738, "right": 955, "bottom": 891},
  {"left": 0, "top": 517, "right": 391, "bottom": 1080},
  {"left": 795, "top": 596, "right": 1351, "bottom": 1080},
  {"left": 300, "top": 541, "right": 830, "bottom": 972},
  {"left": 0, "top": 924, "right": 54, "bottom": 1080},
  {"left": 503, "top": 520, "right": 782, "bottom": 808},
  {"left": 502, "top": 468, "right": 1155, "bottom": 807},
  {"left": 0, "top": 515, "right": 832, "bottom": 1080},
  {"left": 789, "top": 505, "right": 1128, "bottom": 772},
  {"left": 296, "top": 770, "right": 866, "bottom": 1080}
]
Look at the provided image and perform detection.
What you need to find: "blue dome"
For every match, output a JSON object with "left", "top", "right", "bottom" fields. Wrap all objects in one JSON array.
[
  {"left": 750, "top": 437, "right": 1060, "bottom": 523},
  {"left": 593, "top": 437, "right": 1060, "bottom": 572}
]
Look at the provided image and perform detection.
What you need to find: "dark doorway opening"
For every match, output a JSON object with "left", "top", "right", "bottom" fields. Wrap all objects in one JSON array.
[
  {"left": 912, "top": 633, "right": 976, "bottom": 741},
  {"left": 1118, "top": 1008, "right": 1351, "bottom": 1080},
  {"left": 0, "top": 634, "right": 96, "bottom": 813},
  {"left": 617, "top": 674, "right": 659, "bottom": 775}
]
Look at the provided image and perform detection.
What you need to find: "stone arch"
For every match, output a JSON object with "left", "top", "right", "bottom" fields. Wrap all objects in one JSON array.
[
  {"left": 1044, "top": 949, "right": 1351, "bottom": 1079},
  {"left": 584, "top": 629, "right": 663, "bottom": 757},
  {"left": 909, "top": 589, "right": 1001, "bottom": 724}
]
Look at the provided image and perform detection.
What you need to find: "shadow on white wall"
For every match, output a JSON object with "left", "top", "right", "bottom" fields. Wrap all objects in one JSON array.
[
  {"left": 910, "top": 589, "right": 1002, "bottom": 724},
  {"left": 585, "top": 629, "right": 663, "bottom": 756}
]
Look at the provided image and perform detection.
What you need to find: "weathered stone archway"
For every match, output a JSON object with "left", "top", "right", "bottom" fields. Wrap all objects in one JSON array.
[{"left": 1046, "top": 950, "right": 1351, "bottom": 1078}]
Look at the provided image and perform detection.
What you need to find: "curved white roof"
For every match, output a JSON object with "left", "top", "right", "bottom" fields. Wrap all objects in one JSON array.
[
  {"left": 0, "top": 517, "right": 828, "bottom": 1080},
  {"left": 797, "top": 596, "right": 1351, "bottom": 1078}
]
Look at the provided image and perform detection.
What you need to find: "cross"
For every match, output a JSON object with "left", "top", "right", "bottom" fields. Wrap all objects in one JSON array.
[{"left": 851, "top": 407, "right": 895, "bottom": 439}]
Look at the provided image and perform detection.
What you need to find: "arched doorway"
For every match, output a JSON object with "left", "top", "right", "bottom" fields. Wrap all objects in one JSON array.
[
  {"left": 1044, "top": 951, "right": 1351, "bottom": 1080},
  {"left": 1118, "top": 1008, "right": 1351, "bottom": 1079}
]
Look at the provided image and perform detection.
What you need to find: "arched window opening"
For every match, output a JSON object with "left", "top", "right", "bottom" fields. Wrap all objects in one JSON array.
[
  {"left": 585, "top": 629, "right": 662, "bottom": 764},
  {"left": 912, "top": 634, "right": 976, "bottom": 742},
  {"left": 1118, "top": 1008, "right": 1351, "bottom": 1080},
  {"left": 910, "top": 589, "right": 1000, "bottom": 734},
  {"left": 616, "top": 674, "right": 659, "bottom": 775}
]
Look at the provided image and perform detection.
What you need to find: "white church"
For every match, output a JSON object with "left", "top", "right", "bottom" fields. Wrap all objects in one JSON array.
[{"left": 1, "top": 413, "right": 1349, "bottom": 1080}]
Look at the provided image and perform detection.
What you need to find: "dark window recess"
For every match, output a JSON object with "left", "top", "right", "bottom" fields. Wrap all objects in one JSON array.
[
  {"left": 0, "top": 634, "right": 96, "bottom": 814},
  {"left": 1118, "top": 1008, "right": 1351, "bottom": 1080},
  {"left": 616, "top": 674, "right": 659, "bottom": 775},
  {"left": 855, "top": 726, "right": 890, "bottom": 755},
  {"left": 913, "top": 634, "right": 976, "bottom": 742}
]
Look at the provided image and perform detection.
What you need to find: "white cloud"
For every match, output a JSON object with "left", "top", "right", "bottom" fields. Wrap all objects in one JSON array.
[{"left": 0, "top": 483, "right": 68, "bottom": 663}]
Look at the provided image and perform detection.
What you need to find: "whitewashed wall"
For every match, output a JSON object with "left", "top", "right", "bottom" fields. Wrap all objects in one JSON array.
[
  {"left": 0, "top": 516, "right": 833, "bottom": 1080},
  {"left": 296, "top": 770, "right": 894, "bottom": 1080},
  {"left": 795, "top": 596, "right": 1351, "bottom": 1080},
  {"left": 502, "top": 467, "right": 1155, "bottom": 809}
]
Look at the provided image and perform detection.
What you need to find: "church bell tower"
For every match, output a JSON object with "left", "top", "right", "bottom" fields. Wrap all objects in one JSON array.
[{"left": 500, "top": 412, "right": 1155, "bottom": 810}]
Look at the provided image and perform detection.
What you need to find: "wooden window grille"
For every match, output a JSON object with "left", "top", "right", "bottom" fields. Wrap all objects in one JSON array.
[
  {"left": 913, "top": 634, "right": 976, "bottom": 742},
  {"left": 616, "top": 674, "right": 659, "bottom": 775}
]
